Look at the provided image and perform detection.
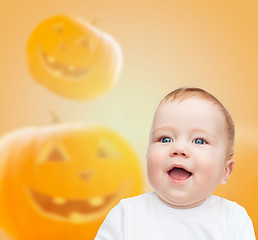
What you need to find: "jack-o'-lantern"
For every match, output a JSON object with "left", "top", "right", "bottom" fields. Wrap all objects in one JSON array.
[
  {"left": 27, "top": 15, "right": 122, "bottom": 100},
  {"left": 0, "top": 123, "right": 143, "bottom": 240},
  {"left": 214, "top": 127, "right": 258, "bottom": 236}
]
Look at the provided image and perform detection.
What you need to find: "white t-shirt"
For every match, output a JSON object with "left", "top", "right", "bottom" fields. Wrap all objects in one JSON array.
[{"left": 94, "top": 192, "right": 256, "bottom": 240}]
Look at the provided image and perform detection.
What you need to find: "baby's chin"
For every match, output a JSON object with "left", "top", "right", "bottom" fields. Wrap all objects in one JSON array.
[{"left": 156, "top": 194, "right": 207, "bottom": 209}]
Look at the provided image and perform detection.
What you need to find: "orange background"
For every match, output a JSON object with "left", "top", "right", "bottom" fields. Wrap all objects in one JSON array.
[{"left": 1, "top": 0, "right": 258, "bottom": 238}]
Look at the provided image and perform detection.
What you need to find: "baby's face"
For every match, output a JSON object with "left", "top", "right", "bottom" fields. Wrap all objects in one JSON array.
[{"left": 147, "top": 97, "right": 234, "bottom": 208}]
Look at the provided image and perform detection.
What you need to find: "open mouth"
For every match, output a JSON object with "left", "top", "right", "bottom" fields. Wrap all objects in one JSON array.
[
  {"left": 168, "top": 167, "right": 192, "bottom": 182},
  {"left": 38, "top": 47, "right": 93, "bottom": 80},
  {"left": 27, "top": 188, "right": 117, "bottom": 223}
]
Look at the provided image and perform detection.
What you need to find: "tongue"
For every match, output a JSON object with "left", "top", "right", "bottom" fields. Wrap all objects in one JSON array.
[{"left": 169, "top": 167, "right": 191, "bottom": 180}]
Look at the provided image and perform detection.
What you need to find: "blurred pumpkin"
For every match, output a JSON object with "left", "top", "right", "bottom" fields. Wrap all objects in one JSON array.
[
  {"left": 214, "top": 126, "right": 258, "bottom": 236},
  {"left": 27, "top": 15, "right": 122, "bottom": 100},
  {"left": 0, "top": 123, "right": 143, "bottom": 240}
]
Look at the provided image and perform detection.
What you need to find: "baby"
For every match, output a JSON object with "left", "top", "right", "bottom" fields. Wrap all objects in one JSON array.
[{"left": 94, "top": 87, "right": 256, "bottom": 239}]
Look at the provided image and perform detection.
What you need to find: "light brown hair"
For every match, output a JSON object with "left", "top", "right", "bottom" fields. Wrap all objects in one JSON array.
[{"left": 160, "top": 87, "right": 235, "bottom": 157}]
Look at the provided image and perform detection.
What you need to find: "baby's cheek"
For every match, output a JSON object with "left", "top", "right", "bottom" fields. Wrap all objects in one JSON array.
[
  {"left": 146, "top": 154, "right": 158, "bottom": 172},
  {"left": 198, "top": 160, "right": 222, "bottom": 183},
  {"left": 147, "top": 150, "right": 161, "bottom": 168},
  {"left": 147, "top": 163, "right": 161, "bottom": 189}
]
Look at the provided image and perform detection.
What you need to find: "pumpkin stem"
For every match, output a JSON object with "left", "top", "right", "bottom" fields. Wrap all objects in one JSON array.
[{"left": 48, "top": 110, "right": 61, "bottom": 124}]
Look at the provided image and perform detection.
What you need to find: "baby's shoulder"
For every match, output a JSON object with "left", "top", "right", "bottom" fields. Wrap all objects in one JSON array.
[
  {"left": 209, "top": 195, "right": 248, "bottom": 217},
  {"left": 120, "top": 192, "right": 156, "bottom": 205},
  {"left": 210, "top": 196, "right": 255, "bottom": 238},
  {"left": 210, "top": 195, "right": 241, "bottom": 208},
  {"left": 117, "top": 192, "right": 157, "bottom": 212}
]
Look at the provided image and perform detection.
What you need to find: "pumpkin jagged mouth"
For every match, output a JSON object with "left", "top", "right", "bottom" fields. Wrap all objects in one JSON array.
[
  {"left": 27, "top": 188, "right": 117, "bottom": 223},
  {"left": 38, "top": 46, "right": 93, "bottom": 80}
]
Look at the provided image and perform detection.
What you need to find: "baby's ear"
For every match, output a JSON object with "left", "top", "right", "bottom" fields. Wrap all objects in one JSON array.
[{"left": 220, "top": 158, "right": 235, "bottom": 185}]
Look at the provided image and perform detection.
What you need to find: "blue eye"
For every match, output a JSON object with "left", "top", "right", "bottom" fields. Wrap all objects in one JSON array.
[
  {"left": 193, "top": 138, "right": 207, "bottom": 145},
  {"left": 161, "top": 137, "right": 173, "bottom": 143}
]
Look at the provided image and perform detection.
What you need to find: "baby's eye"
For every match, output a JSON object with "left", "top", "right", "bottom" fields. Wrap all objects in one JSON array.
[
  {"left": 160, "top": 137, "right": 173, "bottom": 143},
  {"left": 193, "top": 138, "right": 207, "bottom": 145}
]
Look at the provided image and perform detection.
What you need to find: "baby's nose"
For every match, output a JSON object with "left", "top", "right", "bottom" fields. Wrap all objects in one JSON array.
[
  {"left": 171, "top": 151, "right": 187, "bottom": 157},
  {"left": 169, "top": 145, "right": 189, "bottom": 158}
]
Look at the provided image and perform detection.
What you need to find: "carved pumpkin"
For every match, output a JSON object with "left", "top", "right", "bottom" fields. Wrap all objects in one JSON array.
[
  {"left": 0, "top": 123, "right": 143, "bottom": 240},
  {"left": 27, "top": 15, "right": 122, "bottom": 100}
]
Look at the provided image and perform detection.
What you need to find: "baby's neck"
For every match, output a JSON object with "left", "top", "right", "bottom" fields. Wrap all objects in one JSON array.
[{"left": 157, "top": 195, "right": 208, "bottom": 209}]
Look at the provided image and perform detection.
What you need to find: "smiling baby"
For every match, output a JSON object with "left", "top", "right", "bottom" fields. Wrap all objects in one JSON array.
[{"left": 94, "top": 87, "right": 256, "bottom": 240}]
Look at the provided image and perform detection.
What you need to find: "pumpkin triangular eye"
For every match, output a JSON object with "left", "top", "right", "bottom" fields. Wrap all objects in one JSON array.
[
  {"left": 77, "top": 36, "right": 94, "bottom": 51},
  {"left": 46, "top": 147, "right": 67, "bottom": 162},
  {"left": 98, "top": 138, "right": 120, "bottom": 159},
  {"left": 52, "top": 23, "right": 64, "bottom": 34},
  {"left": 38, "top": 143, "right": 69, "bottom": 164}
]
